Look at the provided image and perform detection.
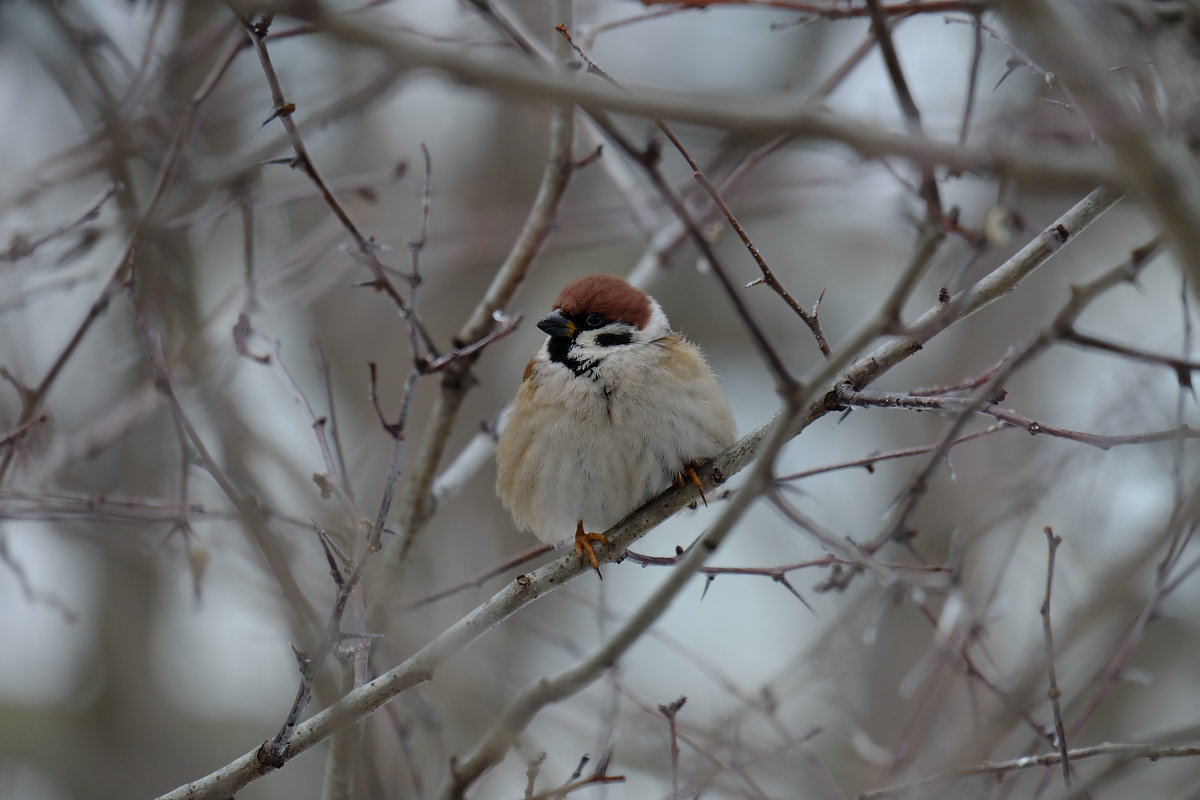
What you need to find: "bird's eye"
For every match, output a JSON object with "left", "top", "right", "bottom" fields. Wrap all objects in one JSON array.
[{"left": 585, "top": 313, "right": 604, "bottom": 328}]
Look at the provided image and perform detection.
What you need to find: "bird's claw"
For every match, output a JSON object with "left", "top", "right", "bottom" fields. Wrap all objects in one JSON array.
[
  {"left": 574, "top": 520, "right": 608, "bottom": 579},
  {"left": 674, "top": 463, "right": 708, "bottom": 508}
]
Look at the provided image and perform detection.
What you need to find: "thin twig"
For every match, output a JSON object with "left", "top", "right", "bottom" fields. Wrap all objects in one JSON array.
[
  {"left": 1060, "top": 328, "right": 1200, "bottom": 382},
  {"left": 0, "top": 182, "right": 117, "bottom": 264},
  {"left": 864, "top": 0, "right": 943, "bottom": 222},
  {"left": 834, "top": 386, "right": 1200, "bottom": 451},
  {"left": 1040, "top": 526, "right": 1071, "bottom": 789},
  {"left": 133, "top": 301, "right": 321, "bottom": 632},
  {"left": 660, "top": 697, "right": 687, "bottom": 800},
  {"left": 776, "top": 424, "right": 1005, "bottom": 482},
  {"left": 314, "top": 341, "right": 353, "bottom": 501},
  {"left": 233, "top": 316, "right": 359, "bottom": 523},
  {"left": 642, "top": 0, "right": 981, "bottom": 18},
  {"left": 858, "top": 741, "right": 1200, "bottom": 798},
  {"left": 401, "top": 544, "right": 552, "bottom": 611},
  {"left": 0, "top": 414, "right": 49, "bottom": 451},
  {"left": 0, "top": 534, "right": 77, "bottom": 623},
  {"left": 957, "top": 11, "right": 984, "bottom": 146},
  {"left": 230, "top": 8, "right": 438, "bottom": 355}
]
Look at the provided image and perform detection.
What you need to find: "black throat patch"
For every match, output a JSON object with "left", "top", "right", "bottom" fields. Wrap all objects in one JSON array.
[
  {"left": 546, "top": 336, "right": 573, "bottom": 366},
  {"left": 547, "top": 337, "right": 602, "bottom": 378},
  {"left": 547, "top": 328, "right": 634, "bottom": 378}
]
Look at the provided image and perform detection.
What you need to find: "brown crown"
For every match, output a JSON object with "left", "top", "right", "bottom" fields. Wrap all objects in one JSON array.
[{"left": 552, "top": 274, "right": 652, "bottom": 329}]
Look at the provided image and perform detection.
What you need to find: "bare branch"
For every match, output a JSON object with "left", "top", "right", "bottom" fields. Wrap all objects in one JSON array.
[
  {"left": 275, "top": 6, "right": 1123, "bottom": 189},
  {"left": 1040, "top": 526, "right": 1071, "bottom": 789},
  {"left": 859, "top": 740, "right": 1200, "bottom": 798}
]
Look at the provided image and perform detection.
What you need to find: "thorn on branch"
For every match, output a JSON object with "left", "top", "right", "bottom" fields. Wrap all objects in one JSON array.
[
  {"left": 575, "top": 145, "right": 603, "bottom": 169},
  {"left": 312, "top": 521, "right": 347, "bottom": 588},
  {"left": 368, "top": 362, "right": 405, "bottom": 440},
  {"left": 772, "top": 572, "right": 815, "bottom": 613},
  {"left": 568, "top": 754, "right": 590, "bottom": 782},
  {"left": 261, "top": 101, "right": 296, "bottom": 128}
]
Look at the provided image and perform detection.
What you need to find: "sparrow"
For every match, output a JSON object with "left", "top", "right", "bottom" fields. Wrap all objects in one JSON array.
[{"left": 495, "top": 274, "right": 737, "bottom": 575}]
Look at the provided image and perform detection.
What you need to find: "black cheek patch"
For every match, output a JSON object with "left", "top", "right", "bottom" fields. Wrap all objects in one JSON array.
[{"left": 595, "top": 332, "right": 633, "bottom": 347}]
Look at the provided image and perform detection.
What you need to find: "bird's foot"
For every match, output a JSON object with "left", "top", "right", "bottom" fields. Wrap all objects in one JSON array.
[
  {"left": 574, "top": 520, "right": 608, "bottom": 579},
  {"left": 674, "top": 462, "right": 707, "bottom": 509}
]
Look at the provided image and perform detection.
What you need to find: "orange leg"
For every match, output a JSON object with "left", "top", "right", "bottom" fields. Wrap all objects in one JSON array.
[
  {"left": 574, "top": 520, "right": 609, "bottom": 579},
  {"left": 674, "top": 463, "right": 708, "bottom": 508}
]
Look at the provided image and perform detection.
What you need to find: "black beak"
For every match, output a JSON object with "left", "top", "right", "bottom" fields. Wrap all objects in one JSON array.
[{"left": 536, "top": 309, "right": 575, "bottom": 338}]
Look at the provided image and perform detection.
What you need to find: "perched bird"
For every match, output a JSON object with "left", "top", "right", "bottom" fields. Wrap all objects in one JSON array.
[{"left": 495, "top": 274, "right": 737, "bottom": 575}]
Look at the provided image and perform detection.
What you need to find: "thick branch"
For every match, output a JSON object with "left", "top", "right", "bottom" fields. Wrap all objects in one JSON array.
[{"left": 274, "top": 6, "right": 1120, "bottom": 190}]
